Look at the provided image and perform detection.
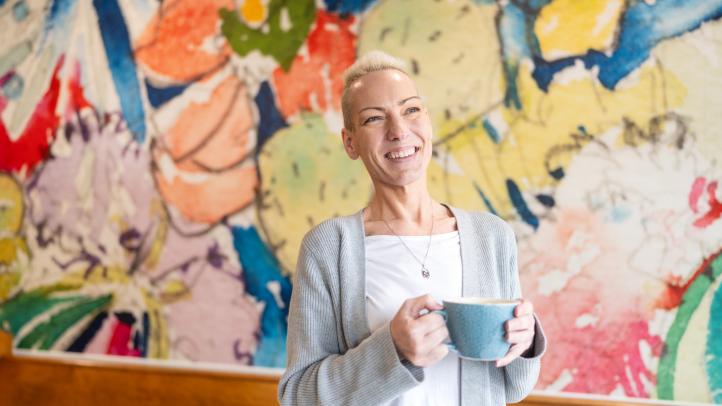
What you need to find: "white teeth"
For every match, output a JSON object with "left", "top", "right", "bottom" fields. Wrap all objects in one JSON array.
[{"left": 386, "top": 147, "right": 417, "bottom": 160}]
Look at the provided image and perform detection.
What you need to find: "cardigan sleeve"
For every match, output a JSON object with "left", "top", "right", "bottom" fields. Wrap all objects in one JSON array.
[
  {"left": 502, "top": 223, "right": 547, "bottom": 403},
  {"left": 278, "top": 237, "right": 423, "bottom": 406}
]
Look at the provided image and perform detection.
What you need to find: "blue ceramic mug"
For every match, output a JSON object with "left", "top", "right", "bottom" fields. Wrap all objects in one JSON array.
[{"left": 436, "top": 297, "right": 519, "bottom": 361}]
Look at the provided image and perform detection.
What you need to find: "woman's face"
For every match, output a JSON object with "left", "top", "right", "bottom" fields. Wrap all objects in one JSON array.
[{"left": 342, "top": 69, "right": 433, "bottom": 188}]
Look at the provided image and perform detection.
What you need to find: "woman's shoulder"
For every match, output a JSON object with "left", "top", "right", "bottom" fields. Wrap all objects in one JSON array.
[
  {"left": 300, "top": 210, "right": 363, "bottom": 248},
  {"left": 448, "top": 205, "right": 514, "bottom": 236}
]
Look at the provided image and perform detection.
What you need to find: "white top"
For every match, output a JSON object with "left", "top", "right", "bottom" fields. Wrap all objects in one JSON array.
[{"left": 365, "top": 231, "right": 463, "bottom": 406}]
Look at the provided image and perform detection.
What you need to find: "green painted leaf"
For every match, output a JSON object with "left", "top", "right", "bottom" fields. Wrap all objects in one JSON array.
[
  {"left": 0, "top": 284, "right": 84, "bottom": 334},
  {"left": 17, "top": 294, "right": 112, "bottom": 350},
  {"left": 220, "top": 0, "right": 316, "bottom": 71}
]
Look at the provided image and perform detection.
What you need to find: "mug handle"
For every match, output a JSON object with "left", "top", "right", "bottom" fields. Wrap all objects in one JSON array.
[{"left": 432, "top": 310, "right": 457, "bottom": 352}]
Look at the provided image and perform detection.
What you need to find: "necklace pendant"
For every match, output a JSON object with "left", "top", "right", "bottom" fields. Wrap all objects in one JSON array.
[{"left": 421, "top": 267, "right": 430, "bottom": 279}]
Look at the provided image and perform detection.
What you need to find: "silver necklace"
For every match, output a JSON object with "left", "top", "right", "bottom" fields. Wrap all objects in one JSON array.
[{"left": 381, "top": 201, "right": 434, "bottom": 279}]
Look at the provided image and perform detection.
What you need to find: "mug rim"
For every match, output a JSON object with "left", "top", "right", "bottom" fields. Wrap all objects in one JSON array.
[{"left": 443, "top": 297, "right": 520, "bottom": 305}]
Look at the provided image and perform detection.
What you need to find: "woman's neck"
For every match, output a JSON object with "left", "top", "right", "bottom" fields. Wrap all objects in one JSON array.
[{"left": 365, "top": 180, "right": 433, "bottom": 224}]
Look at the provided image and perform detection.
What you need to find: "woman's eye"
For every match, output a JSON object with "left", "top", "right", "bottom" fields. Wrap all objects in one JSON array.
[
  {"left": 363, "top": 116, "right": 382, "bottom": 125},
  {"left": 405, "top": 107, "right": 420, "bottom": 115}
]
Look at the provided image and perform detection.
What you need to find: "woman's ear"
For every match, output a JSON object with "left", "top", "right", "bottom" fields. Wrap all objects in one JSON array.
[{"left": 341, "top": 128, "right": 359, "bottom": 160}]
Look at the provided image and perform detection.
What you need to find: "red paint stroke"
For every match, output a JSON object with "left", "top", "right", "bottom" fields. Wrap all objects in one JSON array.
[
  {"left": 655, "top": 248, "right": 722, "bottom": 310},
  {"left": 689, "top": 176, "right": 706, "bottom": 213},
  {"left": 66, "top": 61, "right": 91, "bottom": 115},
  {"left": 272, "top": 10, "right": 356, "bottom": 117},
  {"left": 693, "top": 180, "right": 722, "bottom": 228},
  {"left": 106, "top": 319, "right": 141, "bottom": 357},
  {"left": 0, "top": 57, "right": 64, "bottom": 173}
]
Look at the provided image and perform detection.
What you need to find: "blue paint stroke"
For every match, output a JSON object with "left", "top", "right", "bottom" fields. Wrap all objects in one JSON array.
[
  {"left": 473, "top": 182, "right": 498, "bottom": 216},
  {"left": 232, "top": 226, "right": 292, "bottom": 368},
  {"left": 13, "top": 0, "right": 29, "bottom": 21},
  {"left": 549, "top": 166, "right": 564, "bottom": 181},
  {"left": 497, "top": 2, "right": 532, "bottom": 110},
  {"left": 535, "top": 194, "right": 555, "bottom": 208},
  {"left": 482, "top": 118, "right": 501, "bottom": 144},
  {"left": 1, "top": 73, "right": 24, "bottom": 100},
  {"left": 506, "top": 178, "right": 539, "bottom": 230},
  {"left": 323, "top": 0, "right": 377, "bottom": 14},
  {"left": 254, "top": 81, "right": 288, "bottom": 155},
  {"left": 706, "top": 280, "right": 722, "bottom": 403},
  {"left": 66, "top": 311, "right": 108, "bottom": 352},
  {"left": 41, "top": 0, "right": 77, "bottom": 48},
  {"left": 145, "top": 79, "right": 188, "bottom": 108},
  {"left": 141, "top": 312, "right": 149, "bottom": 357},
  {"left": 606, "top": 205, "right": 632, "bottom": 223},
  {"left": 93, "top": 0, "right": 146, "bottom": 142},
  {"left": 532, "top": 0, "right": 722, "bottom": 90}
]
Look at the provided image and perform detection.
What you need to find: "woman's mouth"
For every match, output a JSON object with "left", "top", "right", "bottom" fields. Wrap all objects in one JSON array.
[{"left": 385, "top": 146, "right": 420, "bottom": 161}]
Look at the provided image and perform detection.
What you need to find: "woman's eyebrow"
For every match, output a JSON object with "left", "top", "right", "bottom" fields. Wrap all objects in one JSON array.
[
  {"left": 399, "top": 96, "right": 421, "bottom": 105},
  {"left": 358, "top": 96, "right": 420, "bottom": 114}
]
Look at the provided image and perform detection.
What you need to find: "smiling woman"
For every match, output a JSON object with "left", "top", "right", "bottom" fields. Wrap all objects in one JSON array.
[{"left": 278, "top": 51, "right": 547, "bottom": 406}]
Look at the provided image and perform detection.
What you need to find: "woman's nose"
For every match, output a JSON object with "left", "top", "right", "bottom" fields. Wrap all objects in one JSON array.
[{"left": 386, "top": 114, "right": 408, "bottom": 141}]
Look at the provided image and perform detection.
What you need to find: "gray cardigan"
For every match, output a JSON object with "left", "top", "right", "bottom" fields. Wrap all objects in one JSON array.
[{"left": 278, "top": 206, "right": 546, "bottom": 405}]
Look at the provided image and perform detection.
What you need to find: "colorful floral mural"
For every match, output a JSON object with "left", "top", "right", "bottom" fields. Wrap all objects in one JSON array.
[{"left": 1, "top": 0, "right": 722, "bottom": 403}]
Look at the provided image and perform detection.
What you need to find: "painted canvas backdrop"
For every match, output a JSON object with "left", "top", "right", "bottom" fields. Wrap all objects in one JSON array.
[{"left": 1, "top": 0, "right": 722, "bottom": 403}]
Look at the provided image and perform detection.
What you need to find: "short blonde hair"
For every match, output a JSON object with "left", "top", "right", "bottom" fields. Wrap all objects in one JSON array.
[{"left": 341, "top": 50, "right": 409, "bottom": 130}]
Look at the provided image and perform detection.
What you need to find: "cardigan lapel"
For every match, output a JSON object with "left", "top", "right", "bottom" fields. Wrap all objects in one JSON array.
[
  {"left": 449, "top": 205, "right": 497, "bottom": 299},
  {"left": 342, "top": 209, "right": 371, "bottom": 349},
  {"left": 449, "top": 206, "right": 494, "bottom": 406}
]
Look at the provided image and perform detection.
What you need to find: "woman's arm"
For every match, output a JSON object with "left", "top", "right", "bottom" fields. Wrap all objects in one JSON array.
[
  {"left": 502, "top": 223, "right": 547, "bottom": 403},
  {"left": 278, "top": 238, "right": 423, "bottom": 406}
]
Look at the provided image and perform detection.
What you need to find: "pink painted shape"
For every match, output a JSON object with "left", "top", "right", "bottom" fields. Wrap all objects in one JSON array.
[
  {"left": 521, "top": 209, "right": 665, "bottom": 398},
  {"left": 84, "top": 314, "right": 116, "bottom": 354},
  {"left": 694, "top": 180, "right": 722, "bottom": 228},
  {"left": 165, "top": 266, "right": 261, "bottom": 364},
  {"left": 106, "top": 318, "right": 141, "bottom": 357},
  {"left": 689, "top": 176, "right": 706, "bottom": 213}
]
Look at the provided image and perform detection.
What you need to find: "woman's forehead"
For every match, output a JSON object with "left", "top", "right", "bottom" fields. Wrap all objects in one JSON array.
[{"left": 350, "top": 70, "right": 419, "bottom": 108}]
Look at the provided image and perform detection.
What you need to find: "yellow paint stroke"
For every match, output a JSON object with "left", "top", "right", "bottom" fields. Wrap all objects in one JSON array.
[
  {"left": 0, "top": 238, "right": 27, "bottom": 267},
  {"left": 0, "top": 174, "right": 28, "bottom": 267},
  {"left": 242, "top": 0, "right": 267, "bottom": 25},
  {"left": 0, "top": 173, "right": 23, "bottom": 236},
  {"left": 61, "top": 266, "right": 132, "bottom": 286},
  {"left": 160, "top": 279, "right": 191, "bottom": 302},
  {"left": 443, "top": 63, "right": 686, "bottom": 219},
  {"left": 144, "top": 290, "right": 169, "bottom": 359},
  {"left": 143, "top": 200, "right": 169, "bottom": 271},
  {"left": 535, "top": 0, "right": 624, "bottom": 59},
  {"left": 0, "top": 272, "right": 21, "bottom": 301}
]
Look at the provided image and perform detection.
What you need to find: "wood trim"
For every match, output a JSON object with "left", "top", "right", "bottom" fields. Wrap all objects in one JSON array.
[
  {"left": 520, "top": 394, "right": 666, "bottom": 406},
  {"left": 0, "top": 329, "right": 11, "bottom": 357},
  {"left": 0, "top": 331, "right": 666, "bottom": 405}
]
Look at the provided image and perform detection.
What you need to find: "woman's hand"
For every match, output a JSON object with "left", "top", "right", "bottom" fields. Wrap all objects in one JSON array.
[
  {"left": 496, "top": 299, "right": 536, "bottom": 367},
  {"left": 390, "top": 294, "right": 449, "bottom": 368}
]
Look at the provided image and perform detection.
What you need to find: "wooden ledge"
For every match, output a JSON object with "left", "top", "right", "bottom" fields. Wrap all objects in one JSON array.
[
  {"left": 0, "top": 331, "right": 671, "bottom": 406},
  {"left": 0, "top": 329, "right": 11, "bottom": 358}
]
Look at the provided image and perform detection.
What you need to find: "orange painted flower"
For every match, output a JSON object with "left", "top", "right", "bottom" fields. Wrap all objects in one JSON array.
[
  {"left": 152, "top": 73, "right": 258, "bottom": 225},
  {"left": 135, "top": 0, "right": 234, "bottom": 82},
  {"left": 272, "top": 10, "right": 356, "bottom": 117}
]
